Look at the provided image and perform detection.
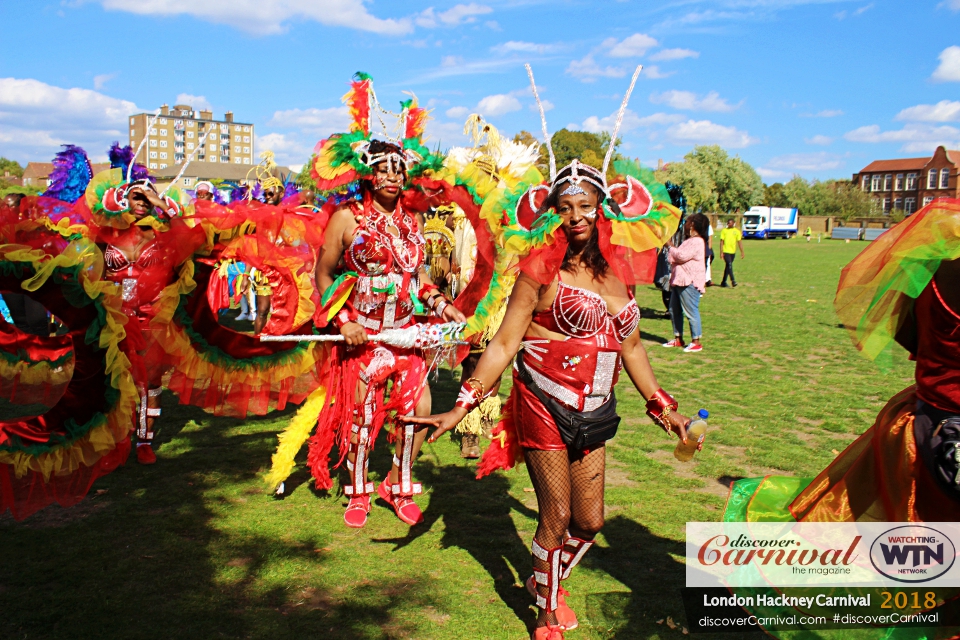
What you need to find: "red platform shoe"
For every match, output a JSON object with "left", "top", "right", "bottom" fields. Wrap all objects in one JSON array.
[
  {"left": 532, "top": 624, "right": 565, "bottom": 639},
  {"left": 526, "top": 576, "right": 578, "bottom": 630},
  {"left": 377, "top": 478, "right": 423, "bottom": 525},
  {"left": 343, "top": 495, "right": 371, "bottom": 528},
  {"left": 136, "top": 444, "right": 156, "bottom": 465}
]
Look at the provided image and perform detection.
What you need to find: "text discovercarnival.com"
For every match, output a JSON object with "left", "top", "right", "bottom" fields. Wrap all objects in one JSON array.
[{"left": 681, "top": 522, "right": 960, "bottom": 633}]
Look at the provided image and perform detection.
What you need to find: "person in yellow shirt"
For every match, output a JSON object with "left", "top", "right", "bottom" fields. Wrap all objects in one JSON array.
[{"left": 719, "top": 219, "right": 745, "bottom": 287}]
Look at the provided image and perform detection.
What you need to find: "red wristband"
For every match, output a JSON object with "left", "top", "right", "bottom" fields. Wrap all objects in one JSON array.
[
  {"left": 332, "top": 302, "right": 358, "bottom": 329},
  {"left": 646, "top": 388, "right": 678, "bottom": 432}
]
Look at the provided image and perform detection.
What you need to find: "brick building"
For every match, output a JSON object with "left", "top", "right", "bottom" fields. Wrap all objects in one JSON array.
[
  {"left": 22, "top": 161, "right": 110, "bottom": 189},
  {"left": 129, "top": 104, "right": 255, "bottom": 172},
  {"left": 853, "top": 145, "right": 959, "bottom": 216}
]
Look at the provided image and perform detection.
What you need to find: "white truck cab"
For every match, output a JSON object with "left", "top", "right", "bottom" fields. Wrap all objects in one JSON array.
[{"left": 742, "top": 206, "right": 799, "bottom": 239}]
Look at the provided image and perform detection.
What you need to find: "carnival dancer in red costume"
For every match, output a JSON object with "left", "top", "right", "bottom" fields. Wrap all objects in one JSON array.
[
  {"left": 82, "top": 148, "right": 206, "bottom": 465},
  {"left": 405, "top": 66, "right": 685, "bottom": 639},
  {"left": 264, "top": 73, "right": 465, "bottom": 528}
]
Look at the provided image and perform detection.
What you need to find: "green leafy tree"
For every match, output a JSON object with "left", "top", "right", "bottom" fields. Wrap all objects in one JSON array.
[
  {"left": 763, "top": 175, "right": 875, "bottom": 220},
  {"left": 655, "top": 145, "right": 762, "bottom": 213},
  {"left": 763, "top": 182, "right": 789, "bottom": 208},
  {"left": 0, "top": 157, "right": 23, "bottom": 178}
]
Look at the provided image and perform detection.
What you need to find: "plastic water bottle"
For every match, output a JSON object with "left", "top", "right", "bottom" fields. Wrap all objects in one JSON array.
[{"left": 674, "top": 409, "right": 709, "bottom": 462}]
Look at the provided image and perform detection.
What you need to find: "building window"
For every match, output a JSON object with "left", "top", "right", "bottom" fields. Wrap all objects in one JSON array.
[
  {"left": 243, "top": 136, "right": 250, "bottom": 143},
  {"left": 941, "top": 168, "right": 951, "bottom": 189},
  {"left": 243, "top": 126, "right": 250, "bottom": 132},
  {"left": 175, "top": 142, "right": 184, "bottom": 150},
  {"left": 175, "top": 153, "right": 185, "bottom": 162},
  {"left": 160, "top": 152, "right": 167, "bottom": 159},
  {"left": 861, "top": 175, "right": 870, "bottom": 191},
  {"left": 159, "top": 118, "right": 167, "bottom": 125},
  {"left": 160, "top": 140, "right": 168, "bottom": 147},
  {"left": 235, "top": 158, "right": 242, "bottom": 164},
  {"left": 928, "top": 169, "right": 938, "bottom": 189},
  {"left": 883, "top": 174, "right": 892, "bottom": 191},
  {"left": 221, "top": 124, "right": 229, "bottom": 131},
  {"left": 235, "top": 125, "right": 241, "bottom": 132},
  {"left": 221, "top": 133, "right": 229, "bottom": 140},
  {"left": 175, "top": 119, "right": 184, "bottom": 128},
  {"left": 198, "top": 154, "right": 205, "bottom": 161},
  {"left": 923, "top": 196, "right": 934, "bottom": 206},
  {"left": 221, "top": 156, "right": 230, "bottom": 163},
  {"left": 895, "top": 174, "right": 904, "bottom": 190},
  {"left": 150, "top": 162, "right": 158, "bottom": 169},
  {"left": 130, "top": 129, "right": 135, "bottom": 137},
  {"left": 150, "top": 139, "right": 158, "bottom": 147},
  {"left": 130, "top": 117, "right": 135, "bottom": 124},
  {"left": 906, "top": 173, "right": 917, "bottom": 190},
  {"left": 905, "top": 197, "right": 916, "bottom": 214},
  {"left": 159, "top": 129, "right": 167, "bottom": 136},
  {"left": 882, "top": 197, "right": 891, "bottom": 213},
  {"left": 894, "top": 197, "right": 903, "bottom": 210},
  {"left": 243, "top": 146, "right": 249, "bottom": 153},
  {"left": 871, "top": 175, "right": 881, "bottom": 191},
  {"left": 234, "top": 135, "right": 241, "bottom": 142},
  {"left": 160, "top": 164, "right": 168, "bottom": 169},
  {"left": 244, "top": 158, "right": 252, "bottom": 165},
  {"left": 187, "top": 143, "right": 194, "bottom": 150},
  {"left": 210, "top": 157, "right": 217, "bottom": 163},
  {"left": 183, "top": 178, "right": 192, "bottom": 186},
  {"left": 150, "top": 151, "right": 157, "bottom": 159},
  {"left": 187, "top": 131, "right": 195, "bottom": 139},
  {"left": 150, "top": 128, "right": 157, "bottom": 135},
  {"left": 210, "top": 144, "right": 218, "bottom": 151}
]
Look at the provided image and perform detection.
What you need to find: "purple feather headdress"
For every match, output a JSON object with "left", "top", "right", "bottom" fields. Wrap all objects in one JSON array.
[
  {"left": 108, "top": 142, "right": 150, "bottom": 183},
  {"left": 43, "top": 144, "right": 93, "bottom": 203}
]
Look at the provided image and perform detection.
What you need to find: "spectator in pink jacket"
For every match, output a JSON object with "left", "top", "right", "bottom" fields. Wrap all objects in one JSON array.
[{"left": 663, "top": 213, "right": 709, "bottom": 353}]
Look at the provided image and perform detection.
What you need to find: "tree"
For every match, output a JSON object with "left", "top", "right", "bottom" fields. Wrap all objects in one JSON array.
[
  {"left": 655, "top": 145, "right": 763, "bottom": 213},
  {"left": 550, "top": 128, "right": 605, "bottom": 170},
  {"left": 0, "top": 157, "right": 23, "bottom": 178},
  {"left": 761, "top": 174, "right": 876, "bottom": 219}
]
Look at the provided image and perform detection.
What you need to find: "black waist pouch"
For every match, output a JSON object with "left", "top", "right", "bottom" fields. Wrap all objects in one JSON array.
[
  {"left": 516, "top": 356, "right": 620, "bottom": 450},
  {"left": 915, "top": 402, "right": 960, "bottom": 496}
]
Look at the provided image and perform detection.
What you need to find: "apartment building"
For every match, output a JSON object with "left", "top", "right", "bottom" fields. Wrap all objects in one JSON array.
[
  {"left": 852, "top": 145, "right": 959, "bottom": 215},
  {"left": 129, "top": 104, "right": 255, "bottom": 171}
]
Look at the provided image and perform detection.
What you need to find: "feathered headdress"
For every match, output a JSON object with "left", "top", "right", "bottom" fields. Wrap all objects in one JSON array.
[
  {"left": 246, "top": 151, "right": 284, "bottom": 199},
  {"left": 83, "top": 143, "right": 181, "bottom": 230},
  {"left": 310, "top": 72, "right": 444, "bottom": 194},
  {"left": 43, "top": 145, "right": 93, "bottom": 204}
]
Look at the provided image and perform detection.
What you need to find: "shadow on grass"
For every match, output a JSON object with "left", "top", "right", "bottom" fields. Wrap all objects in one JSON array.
[
  {"left": 372, "top": 458, "right": 540, "bottom": 633},
  {"left": 588, "top": 516, "right": 763, "bottom": 640},
  {"left": 0, "top": 392, "right": 440, "bottom": 640}
]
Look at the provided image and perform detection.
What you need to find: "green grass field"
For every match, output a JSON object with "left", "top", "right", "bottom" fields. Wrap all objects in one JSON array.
[{"left": 0, "top": 238, "right": 915, "bottom": 640}]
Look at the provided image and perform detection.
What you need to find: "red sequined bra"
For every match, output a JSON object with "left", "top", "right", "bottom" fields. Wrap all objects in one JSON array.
[
  {"left": 532, "top": 281, "right": 640, "bottom": 343},
  {"left": 341, "top": 204, "right": 425, "bottom": 331},
  {"left": 104, "top": 243, "right": 165, "bottom": 312}
]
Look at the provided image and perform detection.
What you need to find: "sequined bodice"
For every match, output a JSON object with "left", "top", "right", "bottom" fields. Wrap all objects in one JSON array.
[
  {"left": 343, "top": 205, "right": 424, "bottom": 277},
  {"left": 532, "top": 281, "right": 640, "bottom": 343},
  {"left": 104, "top": 242, "right": 162, "bottom": 273}
]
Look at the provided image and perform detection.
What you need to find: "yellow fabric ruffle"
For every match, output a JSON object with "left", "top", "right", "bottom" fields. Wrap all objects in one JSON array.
[{"left": 456, "top": 394, "right": 502, "bottom": 436}]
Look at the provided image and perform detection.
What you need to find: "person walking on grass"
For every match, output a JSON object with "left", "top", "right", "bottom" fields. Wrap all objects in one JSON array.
[
  {"left": 663, "top": 213, "right": 709, "bottom": 353},
  {"left": 719, "top": 218, "right": 745, "bottom": 287}
]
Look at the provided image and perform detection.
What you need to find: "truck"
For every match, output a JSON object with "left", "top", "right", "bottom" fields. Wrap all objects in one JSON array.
[{"left": 741, "top": 206, "right": 799, "bottom": 239}]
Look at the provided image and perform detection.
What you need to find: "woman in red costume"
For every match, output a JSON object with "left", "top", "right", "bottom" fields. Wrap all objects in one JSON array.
[
  {"left": 309, "top": 137, "right": 465, "bottom": 528},
  {"left": 89, "top": 172, "right": 205, "bottom": 465},
  {"left": 406, "top": 66, "right": 686, "bottom": 639}
]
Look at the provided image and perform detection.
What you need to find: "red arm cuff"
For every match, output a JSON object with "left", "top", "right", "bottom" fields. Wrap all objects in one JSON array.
[{"left": 645, "top": 388, "right": 678, "bottom": 432}]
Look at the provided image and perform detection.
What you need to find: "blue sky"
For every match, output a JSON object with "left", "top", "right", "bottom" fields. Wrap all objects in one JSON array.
[{"left": 1, "top": 0, "right": 959, "bottom": 183}]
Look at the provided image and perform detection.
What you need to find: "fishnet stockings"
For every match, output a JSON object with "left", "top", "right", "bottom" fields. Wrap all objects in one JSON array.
[{"left": 525, "top": 446, "right": 606, "bottom": 626}]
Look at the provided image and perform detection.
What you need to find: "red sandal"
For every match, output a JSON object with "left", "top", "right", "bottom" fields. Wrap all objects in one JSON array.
[
  {"left": 377, "top": 478, "right": 423, "bottom": 526},
  {"left": 532, "top": 624, "right": 565, "bottom": 639},
  {"left": 526, "top": 575, "right": 578, "bottom": 630},
  {"left": 343, "top": 495, "right": 371, "bottom": 528}
]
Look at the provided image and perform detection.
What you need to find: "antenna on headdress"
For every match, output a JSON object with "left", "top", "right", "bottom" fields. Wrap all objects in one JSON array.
[
  {"left": 525, "top": 64, "right": 556, "bottom": 181},
  {"left": 601, "top": 65, "right": 642, "bottom": 178},
  {"left": 160, "top": 128, "right": 213, "bottom": 198},
  {"left": 129, "top": 109, "right": 162, "bottom": 182}
]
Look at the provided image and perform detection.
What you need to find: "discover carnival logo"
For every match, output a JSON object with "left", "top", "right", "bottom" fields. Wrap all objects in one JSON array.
[{"left": 869, "top": 526, "right": 956, "bottom": 583}]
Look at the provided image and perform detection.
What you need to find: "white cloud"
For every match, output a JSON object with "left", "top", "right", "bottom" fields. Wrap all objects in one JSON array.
[
  {"left": 896, "top": 100, "right": 960, "bottom": 123},
  {"left": 605, "top": 33, "right": 659, "bottom": 58},
  {"left": 802, "top": 109, "right": 844, "bottom": 118},
  {"left": 666, "top": 120, "right": 758, "bottom": 148},
  {"left": 642, "top": 65, "right": 673, "bottom": 79},
  {"left": 649, "top": 48, "right": 700, "bottom": 62},
  {"left": 476, "top": 94, "right": 522, "bottom": 116},
  {"left": 175, "top": 93, "right": 213, "bottom": 112},
  {"left": 446, "top": 106, "right": 470, "bottom": 119},
  {"left": 93, "top": 73, "right": 115, "bottom": 90},
  {"left": 441, "top": 55, "right": 463, "bottom": 67},
  {"left": 932, "top": 46, "right": 960, "bottom": 82},
  {"left": 566, "top": 55, "right": 626, "bottom": 82},
  {"left": 491, "top": 40, "right": 560, "bottom": 55},
  {"left": 844, "top": 123, "right": 960, "bottom": 153},
  {"left": 255, "top": 132, "right": 313, "bottom": 167},
  {"left": 581, "top": 109, "right": 684, "bottom": 134},
  {"left": 835, "top": 3, "right": 873, "bottom": 19},
  {"left": 535, "top": 99, "right": 555, "bottom": 113},
  {"left": 764, "top": 152, "right": 843, "bottom": 172},
  {"left": 650, "top": 90, "right": 739, "bottom": 112},
  {"left": 0, "top": 77, "right": 139, "bottom": 161},
  {"left": 268, "top": 106, "right": 351, "bottom": 135},
  {"left": 941, "top": 0, "right": 960, "bottom": 10},
  {"left": 805, "top": 135, "right": 834, "bottom": 145},
  {"left": 93, "top": 0, "right": 412, "bottom": 36},
  {"left": 417, "top": 3, "right": 492, "bottom": 28}
]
